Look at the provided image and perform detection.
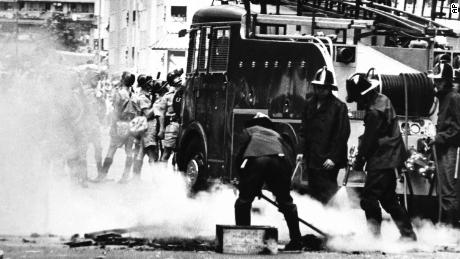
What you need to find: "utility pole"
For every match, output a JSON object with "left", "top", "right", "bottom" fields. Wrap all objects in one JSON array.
[
  {"left": 98, "top": 0, "right": 102, "bottom": 68},
  {"left": 15, "top": 0, "right": 20, "bottom": 69}
]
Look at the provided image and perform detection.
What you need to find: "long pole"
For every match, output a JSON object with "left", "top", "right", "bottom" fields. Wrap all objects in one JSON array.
[
  {"left": 15, "top": 0, "right": 19, "bottom": 69},
  {"left": 259, "top": 193, "right": 329, "bottom": 238},
  {"left": 98, "top": 0, "right": 102, "bottom": 68}
]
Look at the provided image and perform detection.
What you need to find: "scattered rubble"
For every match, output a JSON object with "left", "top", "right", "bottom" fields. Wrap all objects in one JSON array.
[
  {"left": 30, "top": 233, "right": 40, "bottom": 238},
  {"left": 22, "top": 238, "right": 36, "bottom": 244},
  {"left": 64, "top": 229, "right": 215, "bottom": 252}
]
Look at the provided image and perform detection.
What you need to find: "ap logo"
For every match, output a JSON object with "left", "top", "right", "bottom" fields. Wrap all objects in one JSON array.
[{"left": 452, "top": 3, "right": 459, "bottom": 14}]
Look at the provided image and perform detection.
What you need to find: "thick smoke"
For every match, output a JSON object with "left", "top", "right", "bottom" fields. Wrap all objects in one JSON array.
[{"left": 0, "top": 40, "right": 459, "bottom": 254}]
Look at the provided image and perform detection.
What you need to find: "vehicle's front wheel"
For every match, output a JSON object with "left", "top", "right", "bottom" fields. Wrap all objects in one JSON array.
[{"left": 183, "top": 138, "right": 208, "bottom": 193}]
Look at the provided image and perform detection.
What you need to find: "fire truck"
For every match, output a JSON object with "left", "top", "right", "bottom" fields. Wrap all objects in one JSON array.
[{"left": 176, "top": 0, "right": 459, "bottom": 221}]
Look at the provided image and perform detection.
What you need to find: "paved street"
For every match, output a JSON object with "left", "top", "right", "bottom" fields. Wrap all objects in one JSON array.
[{"left": 2, "top": 235, "right": 460, "bottom": 258}]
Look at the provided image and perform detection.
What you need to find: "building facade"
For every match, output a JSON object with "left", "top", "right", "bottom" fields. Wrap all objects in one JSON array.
[
  {"left": 108, "top": 0, "right": 210, "bottom": 78},
  {"left": 0, "top": 0, "right": 109, "bottom": 56}
]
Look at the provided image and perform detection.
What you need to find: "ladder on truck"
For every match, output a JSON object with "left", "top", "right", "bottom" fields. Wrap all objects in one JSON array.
[{"left": 278, "top": 0, "right": 458, "bottom": 38}]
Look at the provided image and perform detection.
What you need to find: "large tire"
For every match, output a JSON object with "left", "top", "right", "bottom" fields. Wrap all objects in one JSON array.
[{"left": 183, "top": 137, "right": 208, "bottom": 193}]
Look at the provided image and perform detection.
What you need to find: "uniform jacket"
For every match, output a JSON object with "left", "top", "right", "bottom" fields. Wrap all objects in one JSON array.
[
  {"left": 163, "top": 89, "right": 176, "bottom": 117},
  {"left": 357, "top": 93, "right": 407, "bottom": 171},
  {"left": 301, "top": 93, "right": 350, "bottom": 169},
  {"left": 435, "top": 89, "right": 460, "bottom": 147},
  {"left": 136, "top": 90, "right": 154, "bottom": 120},
  {"left": 236, "top": 123, "right": 296, "bottom": 171}
]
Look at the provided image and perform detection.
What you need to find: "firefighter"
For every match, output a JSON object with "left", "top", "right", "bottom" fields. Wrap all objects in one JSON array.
[
  {"left": 95, "top": 72, "right": 138, "bottom": 182},
  {"left": 161, "top": 69, "right": 183, "bottom": 162},
  {"left": 429, "top": 61, "right": 460, "bottom": 226},
  {"left": 234, "top": 113, "right": 302, "bottom": 251},
  {"left": 346, "top": 74, "right": 417, "bottom": 241},
  {"left": 301, "top": 66, "right": 350, "bottom": 205}
]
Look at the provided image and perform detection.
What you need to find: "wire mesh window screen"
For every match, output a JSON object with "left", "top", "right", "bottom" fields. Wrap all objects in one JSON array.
[
  {"left": 197, "top": 27, "right": 211, "bottom": 71},
  {"left": 209, "top": 27, "right": 231, "bottom": 72},
  {"left": 186, "top": 30, "right": 197, "bottom": 73}
]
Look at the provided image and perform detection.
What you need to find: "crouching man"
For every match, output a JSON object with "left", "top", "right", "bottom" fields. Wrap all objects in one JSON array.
[
  {"left": 347, "top": 74, "right": 417, "bottom": 241},
  {"left": 234, "top": 113, "right": 302, "bottom": 251}
]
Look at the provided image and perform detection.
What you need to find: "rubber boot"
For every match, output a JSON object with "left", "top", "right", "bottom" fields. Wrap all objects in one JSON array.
[
  {"left": 393, "top": 216, "right": 417, "bottom": 241},
  {"left": 367, "top": 218, "right": 382, "bottom": 238},
  {"left": 119, "top": 156, "right": 133, "bottom": 183},
  {"left": 95, "top": 150, "right": 103, "bottom": 176},
  {"left": 281, "top": 204, "right": 302, "bottom": 245},
  {"left": 94, "top": 157, "right": 113, "bottom": 182},
  {"left": 77, "top": 158, "right": 89, "bottom": 188},
  {"left": 147, "top": 147, "right": 159, "bottom": 165},
  {"left": 128, "top": 159, "right": 143, "bottom": 183},
  {"left": 161, "top": 148, "right": 173, "bottom": 162},
  {"left": 234, "top": 199, "right": 252, "bottom": 226}
]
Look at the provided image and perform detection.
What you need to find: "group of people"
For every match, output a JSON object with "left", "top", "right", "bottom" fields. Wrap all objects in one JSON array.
[
  {"left": 234, "top": 63, "right": 460, "bottom": 250},
  {"left": 67, "top": 68, "right": 184, "bottom": 186}
]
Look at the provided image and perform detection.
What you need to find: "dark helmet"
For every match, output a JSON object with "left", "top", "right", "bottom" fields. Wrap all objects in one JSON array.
[
  {"left": 121, "top": 71, "right": 131, "bottom": 80},
  {"left": 311, "top": 66, "right": 338, "bottom": 91},
  {"left": 434, "top": 53, "right": 451, "bottom": 64},
  {"left": 123, "top": 72, "right": 135, "bottom": 87},
  {"left": 428, "top": 62, "right": 453, "bottom": 82},
  {"left": 346, "top": 75, "right": 380, "bottom": 103},
  {"left": 151, "top": 79, "right": 167, "bottom": 93},
  {"left": 137, "top": 74, "right": 148, "bottom": 88},
  {"left": 167, "top": 68, "right": 184, "bottom": 86}
]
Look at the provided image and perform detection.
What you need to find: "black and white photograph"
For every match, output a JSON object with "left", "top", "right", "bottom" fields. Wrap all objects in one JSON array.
[{"left": 0, "top": 0, "right": 460, "bottom": 258}]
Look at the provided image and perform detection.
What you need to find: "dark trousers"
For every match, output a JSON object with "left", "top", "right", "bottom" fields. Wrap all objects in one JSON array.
[
  {"left": 360, "top": 169, "right": 415, "bottom": 238},
  {"left": 307, "top": 168, "right": 339, "bottom": 205},
  {"left": 234, "top": 156, "right": 301, "bottom": 242},
  {"left": 436, "top": 146, "right": 460, "bottom": 225}
]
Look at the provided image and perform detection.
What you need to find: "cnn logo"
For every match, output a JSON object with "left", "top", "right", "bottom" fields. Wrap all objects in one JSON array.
[{"left": 452, "top": 3, "right": 459, "bottom": 14}]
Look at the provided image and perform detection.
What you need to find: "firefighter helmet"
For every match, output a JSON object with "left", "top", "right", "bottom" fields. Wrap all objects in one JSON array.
[
  {"left": 346, "top": 75, "right": 380, "bottom": 103},
  {"left": 311, "top": 66, "right": 338, "bottom": 90},
  {"left": 428, "top": 62, "right": 453, "bottom": 81}
]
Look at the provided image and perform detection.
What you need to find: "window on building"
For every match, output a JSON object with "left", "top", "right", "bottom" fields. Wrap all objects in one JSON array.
[
  {"left": 171, "top": 6, "right": 186, "bottom": 22},
  {"left": 30, "top": 3, "right": 40, "bottom": 11},
  {"left": 45, "top": 3, "right": 51, "bottom": 11},
  {"left": 70, "top": 3, "right": 77, "bottom": 12},
  {"left": 0, "top": 3, "right": 11, "bottom": 11},
  {"left": 101, "top": 39, "right": 105, "bottom": 51},
  {"left": 132, "top": 47, "right": 135, "bottom": 61},
  {"left": 132, "top": 10, "right": 136, "bottom": 23},
  {"left": 81, "top": 4, "right": 90, "bottom": 13},
  {"left": 53, "top": 3, "right": 63, "bottom": 12},
  {"left": 126, "top": 11, "right": 129, "bottom": 25}
]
